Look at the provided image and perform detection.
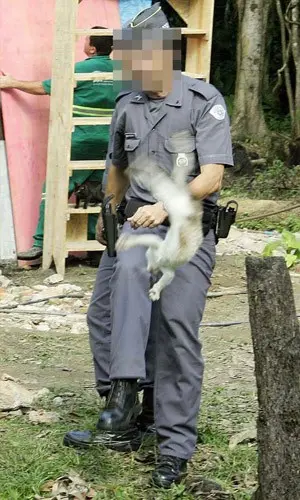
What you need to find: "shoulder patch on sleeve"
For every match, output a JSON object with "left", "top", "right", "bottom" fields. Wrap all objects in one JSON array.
[
  {"left": 209, "top": 104, "right": 226, "bottom": 120},
  {"left": 116, "top": 90, "right": 133, "bottom": 103},
  {"left": 188, "top": 80, "right": 219, "bottom": 101}
]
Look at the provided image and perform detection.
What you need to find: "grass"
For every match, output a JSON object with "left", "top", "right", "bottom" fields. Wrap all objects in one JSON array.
[
  {"left": 0, "top": 389, "right": 257, "bottom": 500},
  {"left": 223, "top": 162, "right": 300, "bottom": 201},
  {"left": 235, "top": 214, "right": 300, "bottom": 233}
]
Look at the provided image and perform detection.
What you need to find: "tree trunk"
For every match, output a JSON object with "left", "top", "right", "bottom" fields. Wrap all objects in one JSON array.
[
  {"left": 275, "top": 0, "right": 295, "bottom": 134},
  {"left": 290, "top": 0, "right": 300, "bottom": 137},
  {"left": 232, "top": 0, "right": 271, "bottom": 140},
  {"left": 246, "top": 256, "right": 300, "bottom": 500}
]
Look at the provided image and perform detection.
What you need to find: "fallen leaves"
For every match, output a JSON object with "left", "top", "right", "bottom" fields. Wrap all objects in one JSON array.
[
  {"left": 35, "top": 473, "right": 97, "bottom": 500},
  {"left": 228, "top": 427, "right": 257, "bottom": 449},
  {"left": 187, "top": 475, "right": 233, "bottom": 499}
]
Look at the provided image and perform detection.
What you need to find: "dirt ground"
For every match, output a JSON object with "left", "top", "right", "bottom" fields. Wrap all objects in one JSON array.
[
  {"left": 0, "top": 255, "right": 258, "bottom": 394},
  {"left": 1, "top": 252, "right": 299, "bottom": 404}
]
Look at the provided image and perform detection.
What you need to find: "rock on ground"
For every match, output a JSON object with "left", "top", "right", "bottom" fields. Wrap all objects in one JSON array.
[
  {"left": 27, "top": 409, "right": 60, "bottom": 424},
  {"left": 43, "top": 274, "right": 64, "bottom": 286},
  {"left": 0, "top": 378, "right": 50, "bottom": 411}
]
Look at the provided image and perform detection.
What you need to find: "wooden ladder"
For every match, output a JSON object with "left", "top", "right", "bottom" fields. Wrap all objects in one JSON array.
[{"left": 42, "top": 0, "right": 215, "bottom": 277}]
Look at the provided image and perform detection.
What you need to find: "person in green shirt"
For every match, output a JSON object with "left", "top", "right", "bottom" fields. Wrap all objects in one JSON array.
[{"left": 0, "top": 27, "right": 117, "bottom": 262}]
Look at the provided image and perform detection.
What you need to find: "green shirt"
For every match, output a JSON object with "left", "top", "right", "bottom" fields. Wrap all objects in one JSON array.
[{"left": 42, "top": 55, "right": 117, "bottom": 161}]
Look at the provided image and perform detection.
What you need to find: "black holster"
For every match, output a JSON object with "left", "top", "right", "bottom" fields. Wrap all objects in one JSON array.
[
  {"left": 102, "top": 195, "right": 118, "bottom": 257},
  {"left": 215, "top": 200, "right": 238, "bottom": 239}
]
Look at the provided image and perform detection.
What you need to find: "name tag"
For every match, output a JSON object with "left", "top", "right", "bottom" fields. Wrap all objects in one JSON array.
[{"left": 125, "top": 133, "right": 137, "bottom": 139}]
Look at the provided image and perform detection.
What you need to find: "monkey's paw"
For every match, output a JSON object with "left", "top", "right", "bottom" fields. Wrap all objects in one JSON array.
[{"left": 149, "top": 285, "right": 161, "bottom": 302}]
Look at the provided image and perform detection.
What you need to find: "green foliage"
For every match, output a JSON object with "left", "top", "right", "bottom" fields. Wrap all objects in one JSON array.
[
  {"left": 236, "top": 214, "right": 300, "bottom": 233},
  {"left": 224, "top": 94, "right": 235, "bottom": 119},
  {"left": 263, "top": 230, "right": 300, "bottom": 268},
  {"left": 223, "top": 160, "right": 300, "bottom": 200},
  {"left": 251, "top": 160, "right": 300, "bottom": 198},
  {"left": 264, "top": 109, "right": 291, "bottom": 134}
]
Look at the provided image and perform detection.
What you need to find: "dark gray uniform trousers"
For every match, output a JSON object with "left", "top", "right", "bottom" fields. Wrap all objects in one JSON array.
[
  {"left": 87, "top": 251, "right": 157, "bottom": 396},
  {"left": 88, "top": 221, "right": 216, "bottom": 459}
]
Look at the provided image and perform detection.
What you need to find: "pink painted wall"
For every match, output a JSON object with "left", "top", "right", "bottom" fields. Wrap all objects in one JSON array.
[{"left": 0, "top": 0, "right": 120, "bottom": 254}]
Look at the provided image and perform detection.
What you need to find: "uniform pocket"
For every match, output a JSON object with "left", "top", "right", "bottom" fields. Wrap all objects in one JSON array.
[
  {"left": 164, "top": 135, "right": 196, "bottom": 154},
  {"left": 124, "top": 138, "right": 141, "bottom": 151},
  {"left": 164, "top": 133, "right": 197, "bottom": 174}
]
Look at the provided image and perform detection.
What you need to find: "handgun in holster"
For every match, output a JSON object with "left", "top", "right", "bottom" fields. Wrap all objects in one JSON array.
[
  {"left": 216, "top": 200, "right": 238, "bottom": 239},
  {"left": 102, "top": 195, "right": 118, "bottom": 257}
]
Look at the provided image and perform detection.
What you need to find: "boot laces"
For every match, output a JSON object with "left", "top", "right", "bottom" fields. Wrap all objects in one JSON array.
[{"left": 158, "top": 455, "right": 182, "bottom": 474}]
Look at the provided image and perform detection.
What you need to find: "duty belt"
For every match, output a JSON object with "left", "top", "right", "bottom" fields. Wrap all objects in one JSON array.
[{"left": 123, "top": 198, "right": 217, "bottom": 237}]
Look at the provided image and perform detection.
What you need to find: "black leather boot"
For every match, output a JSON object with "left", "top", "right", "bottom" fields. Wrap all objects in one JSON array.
[
  {"left": 152, "top": 455, "right": 188, "bottom": 488},
  {"left": 63, "top": 425, "right": 143, "bottom": 452},
  {"left": 63, "top": 385, "right": 153, "bottom": 452},
  {"left": 136, "top": 387, "right": 156, "bottom": 436},
  {"left": 97, "top": 379, "right": 139, "bottom": 431}
]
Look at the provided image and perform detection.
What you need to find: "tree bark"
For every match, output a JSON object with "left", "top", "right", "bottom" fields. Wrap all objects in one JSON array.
[
  {"left": 246, "top": 256, "right": 300, "bottom": 500},
  {"left": 290, "top": 0, "right": 300, "bottom": 137},
  {"left": 232, "top": 0, "right": 271, "bottom": 140},
  {"left": 275, "top": 0, "right": 295, "bottom": 133}
]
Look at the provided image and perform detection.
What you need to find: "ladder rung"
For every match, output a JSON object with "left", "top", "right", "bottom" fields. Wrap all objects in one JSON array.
[
  {"left": 70, "top": 160, "right": 106, "bottom": 170},
  {"left": 182, "top": 29, "right": 206, "bottom": 36},
  {"left": 76, "top": 29, "right": 113, "bottom": 37},
  {"left": 183, "top": 72, "right": 205, "bottom": 79},
  {"left": 73, "top": 117, "right": 112, "bottom": 126},
  {"left": 74, "top": 72, "right": 205, "bottom": 81},
  {"left": 76, "top": 28, "right": 206, "bottom": 38},
  {"left": 66, "top": 241, "right": 106, "bottom": 252},
  {"left": 68, "top": 204, "right": 102, "bottom": 214}
]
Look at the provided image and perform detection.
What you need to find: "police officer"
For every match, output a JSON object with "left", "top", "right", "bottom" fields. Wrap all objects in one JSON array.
[
  {"left": 92, "top": 28, "right": 233, "bottom": 488},
  {"left": 66, "top": 5, "right": 233, "bottom": 489}
]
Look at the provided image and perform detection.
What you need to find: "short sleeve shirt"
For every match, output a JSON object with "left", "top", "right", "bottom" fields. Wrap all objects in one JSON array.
[
  {"left": 107, "top": 76, "right": 233, "bottom": 209},
  {"left": 42, "top": 55, "right": 118, "bottom": 160},
  {"left": 42, "top": 55, "right": 115, "bottom": 115}
]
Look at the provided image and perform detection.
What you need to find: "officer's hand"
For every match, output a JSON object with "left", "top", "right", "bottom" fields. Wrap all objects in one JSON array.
[
  {"left": 128, "top": 202, "right": 168, "bottom": 229},
  {"left": 96, "top": 215, "right": 107, "bottom": 245},
  {"left": 0, "top": 72, "right": 16, "bottom": 89}
]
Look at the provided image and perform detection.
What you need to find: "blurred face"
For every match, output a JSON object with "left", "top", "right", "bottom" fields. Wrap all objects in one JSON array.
[
  {"left": 113, "top": 28, "right": 181, "bottom": 93},
  {"left": 114, "top": 44, "right": 174, "bottom": 92},
  {"left": 133, "top": 45, "right": 173, "bottom": 92}
]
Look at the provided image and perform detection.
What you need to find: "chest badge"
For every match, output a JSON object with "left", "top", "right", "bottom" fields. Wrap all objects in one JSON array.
[{"left": 176, "top": 153, "right": 189, "bottom": 168}]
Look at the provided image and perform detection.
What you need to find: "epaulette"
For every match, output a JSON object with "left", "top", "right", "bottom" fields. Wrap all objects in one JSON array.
[
  {"left": 115, "top": 90, "right": 133, "bottom": 102},
  {"left": 187, "top": 79, "right": 219, "bottom": 101}
]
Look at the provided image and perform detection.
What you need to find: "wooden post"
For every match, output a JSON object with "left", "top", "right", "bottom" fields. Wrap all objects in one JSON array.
[
  {"left": 185, "top": 0, "right": 215, "bottom": 81},
  {"left": 246, "top": 256, "right": 300, "bottom": 500},
  {"left": 42, "top": 0, "right": 78, "bottom": 273}
]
